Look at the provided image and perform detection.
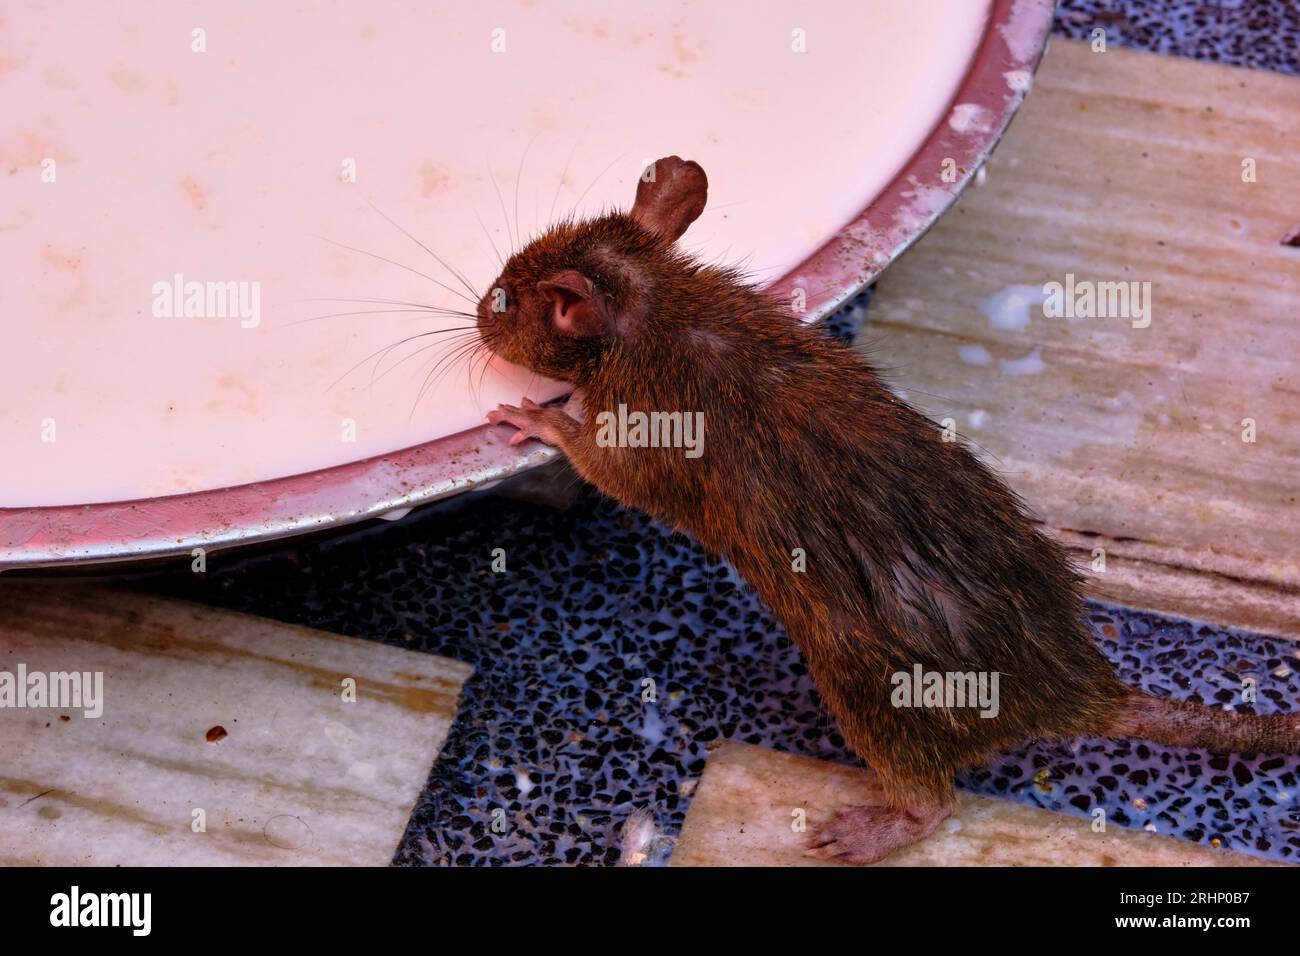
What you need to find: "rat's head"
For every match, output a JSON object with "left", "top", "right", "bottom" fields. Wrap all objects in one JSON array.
[{"left": 476, "top": 155, "right": 707, "bottom": 382}]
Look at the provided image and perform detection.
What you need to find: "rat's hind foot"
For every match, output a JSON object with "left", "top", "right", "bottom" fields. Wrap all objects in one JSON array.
[
  {"left": 804, "top": 800, "right": 951, "bottom": 865},
  {"left": 487, "top": 397, "right": 580, "bottom": 448}
]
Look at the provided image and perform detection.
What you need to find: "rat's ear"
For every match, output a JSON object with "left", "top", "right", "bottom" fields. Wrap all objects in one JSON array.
[
  {"left": 537, "top": 270, "right": 604, "bottom": 337},
  {"left": 630, "top": 155, "right": 707, "bottom": 242}
]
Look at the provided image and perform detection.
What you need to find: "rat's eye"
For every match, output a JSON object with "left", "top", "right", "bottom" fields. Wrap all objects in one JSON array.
[{"left": 488, "top": 285, "right": 512, "bottom": 314}]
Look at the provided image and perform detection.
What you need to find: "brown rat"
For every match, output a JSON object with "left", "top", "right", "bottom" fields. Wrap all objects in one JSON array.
[{"left": 478, "top": 155, "right": 1300, "bottom": 863}]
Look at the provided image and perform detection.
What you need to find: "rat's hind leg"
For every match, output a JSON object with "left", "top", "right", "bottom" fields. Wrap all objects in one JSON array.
[
  {"left": 800, "top": 711, "right": 958, "bottom": 864},
  {"left": 794, "top": 648, "right": 961, "bottom": 864},
  {"left": 805, "top": 791, "right": 954, "bottom": 865}
]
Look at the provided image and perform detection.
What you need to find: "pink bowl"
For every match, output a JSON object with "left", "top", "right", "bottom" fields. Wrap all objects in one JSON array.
[{"left": 0, "top": 0, "right": 1056, "bottom": 570}]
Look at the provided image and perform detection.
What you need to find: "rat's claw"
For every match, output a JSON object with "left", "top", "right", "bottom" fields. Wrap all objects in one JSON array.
[
  {"left": 487, "top": 397, "right": 584, "bottom": 450},
  {"left": 487, "top": 401, "right": 552, "bottom": 447},
  {"left": 802, "top": 802, "right": 950, "bottom": 865}
]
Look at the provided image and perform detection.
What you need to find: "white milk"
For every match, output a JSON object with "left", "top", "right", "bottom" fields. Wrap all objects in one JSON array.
[{"left": 0, "top": 0, "right": 989, "bottom": 506}]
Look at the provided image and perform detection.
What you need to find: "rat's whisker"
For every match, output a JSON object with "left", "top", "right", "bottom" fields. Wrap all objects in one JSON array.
[
  {"left": 570, "top": 152, "right": 624, "bottom": 220},
  {"left": 443, "top": 329, "right": 498, "bottom": 412},
  {"left": 514, "top": 136, "right": 535, "bottom": 251},
  {"left": 424, "top": 335, "right": 483, "bottom": 385},
  {"left": 474, "top": 208, "right": 506, "bottom": 270},
  {"left": 410, "top": 335, "right": 487, "bottom": 419},
  {"left": 371, "top": 330, "right": 479, "bottom": 389},
  {"left": 476, "top": 341, "right": 499, "bottom": 404},
  {"left": 364, "top": 199, "right": 481, "bottom": 303},
  {"left": 369, "top": 333, "right": 480, "bottom": 392},
  {"left": 468, "top": 338, "right": 496, "bottom": 407},
  {"left": 287, "top": 309, "right": 475, "bottom": 327},
  {"left": 370, "top": 331, "right": 481, "bottom": 388},
  {"left": 313, "top": 234, "right": 477, "bottom": 307},
  {"left": 328, "top": 328, "right": 480, "bottom": 390},
  {"left": 299, "top": 296, "right": 477, "bottom": 319},
  {"left": 467, "top": 337, "right": 501, "bottom": 409},
  {"left": 548, "top": 142, "right": 578, "bottom": 228},
  {"left": 487, "top": 163, "right": 516, "bottom": 255}
]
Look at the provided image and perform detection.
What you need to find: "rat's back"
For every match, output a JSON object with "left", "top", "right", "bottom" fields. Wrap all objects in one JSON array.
[
  {"left": 485, "top": 155, "right": 1300, "bottom": 861},
  {"left": 588, "top": 300, "right": 1132, "bottom": 790}
]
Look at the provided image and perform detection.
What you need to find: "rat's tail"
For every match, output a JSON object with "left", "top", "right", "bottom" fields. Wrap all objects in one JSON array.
[{"left": 1109, "top": 691, "right": 1300, "bottom": 754}]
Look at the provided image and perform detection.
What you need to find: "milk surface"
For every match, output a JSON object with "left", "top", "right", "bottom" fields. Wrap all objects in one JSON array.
[{"left": 0, "top": 0, "right": 988, "bottom": 505}]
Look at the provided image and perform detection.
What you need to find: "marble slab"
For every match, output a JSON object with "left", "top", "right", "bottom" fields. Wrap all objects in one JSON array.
[
  {"left": 671, "top": 741, "right": 1279, "bottom": 867},
  {"left": 866, "top": 39, "right": 1300, "bottom": 640},
  {"left": 0, "top": 585, "right": 471, "bottom": 865}
]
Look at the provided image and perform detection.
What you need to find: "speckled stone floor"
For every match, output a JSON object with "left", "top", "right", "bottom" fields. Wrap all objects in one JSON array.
[
  {"left": 154, "top": 0, "right": 1300, "bottom": 865},
  {"left": 1055, "top": 0, "right": 1299, "bottom": 76}
]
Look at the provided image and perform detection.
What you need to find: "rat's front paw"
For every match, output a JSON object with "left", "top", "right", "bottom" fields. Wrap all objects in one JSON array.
[{"left": 487, "top": 397, "right": 573, "bottom": 448}]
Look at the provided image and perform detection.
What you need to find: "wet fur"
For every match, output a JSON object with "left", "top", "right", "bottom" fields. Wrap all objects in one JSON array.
[{"left": 478, "top": 158, "right": 1300, "bottom": 829}]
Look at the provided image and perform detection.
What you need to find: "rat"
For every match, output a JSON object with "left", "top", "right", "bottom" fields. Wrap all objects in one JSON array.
[{"left": 478, "top": 155, "right": 1300, "bottom": 864}]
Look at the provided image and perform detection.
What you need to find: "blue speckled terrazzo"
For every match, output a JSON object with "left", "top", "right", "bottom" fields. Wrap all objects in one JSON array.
[
  {"left": 155, "top": 462, "right": 1300, "bottom": 866},
  {"left": 1055, "top": 0, "right": 1299, "bottom": 76},
  {"left": 965, "top": 609, "right": 1300, "bottom": 860},
  {"left": 153, "top": 0, "right": 1300, "bottom": 865}
]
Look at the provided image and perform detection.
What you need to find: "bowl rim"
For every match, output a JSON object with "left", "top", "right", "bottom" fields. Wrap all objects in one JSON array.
[{"left": 0, "top": 0, "right": 1056, "bottom": 571}]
